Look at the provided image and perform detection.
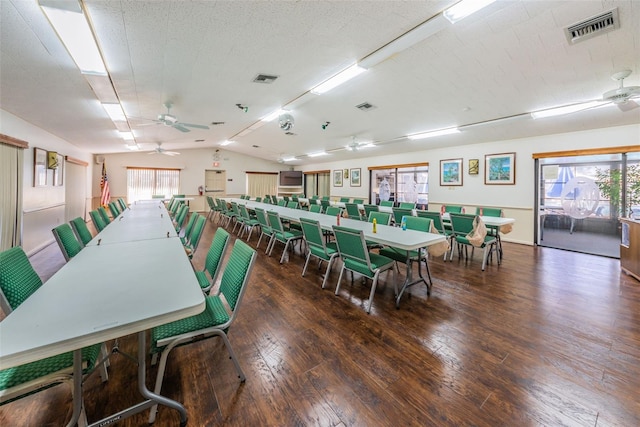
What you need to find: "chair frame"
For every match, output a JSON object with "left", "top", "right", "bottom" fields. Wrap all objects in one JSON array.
[
  {"left": 266, "top": 211, "right": 303, "bottom": 263},
  {"left": 449, "top": 213, "right": 499, "bottom": 271},
  {"left": 300, "top": 218, "right": 339, "bottom": 289}
]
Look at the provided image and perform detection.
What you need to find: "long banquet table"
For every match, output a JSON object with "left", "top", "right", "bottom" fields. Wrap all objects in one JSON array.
[
  {"left": 226, "top": 198, "right": 446, "bottom": 307},
  {"left": 0, "top": 200, "right": 205, "bottom": 426}
]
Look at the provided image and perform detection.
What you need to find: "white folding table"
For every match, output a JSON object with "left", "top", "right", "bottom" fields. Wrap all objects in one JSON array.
[{"left": 0, "top": 222, "right": 204, "bottom": 426}]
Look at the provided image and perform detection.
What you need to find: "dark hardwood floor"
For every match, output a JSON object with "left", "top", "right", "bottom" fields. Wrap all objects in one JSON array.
[{"left": 1, "top": 216, "right": 639, "bottom": 426}]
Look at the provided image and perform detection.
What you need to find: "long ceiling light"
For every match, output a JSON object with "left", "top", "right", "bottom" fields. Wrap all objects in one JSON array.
[
  {"left": 407, "top": 127, "right": 460, "bottom": 140},
  {"left": 311, "top": 64, "right": 366, "bottom": 95},
  {"left": 307, "top": 151, "right": 328, "bottom": 157},
  {"left": 443, "top": 0, "right": 497, "bottom": 24},
  {"left": 530, "top": 101, "right": 607, "bottom": 119},
  {"left": 39, "top": 0, "right": 107, "bottom": 75}
]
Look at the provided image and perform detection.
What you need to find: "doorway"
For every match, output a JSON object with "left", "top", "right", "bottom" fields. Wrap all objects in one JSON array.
[{"left": 205, "top": 170, "right": 226, "bottom": 198}]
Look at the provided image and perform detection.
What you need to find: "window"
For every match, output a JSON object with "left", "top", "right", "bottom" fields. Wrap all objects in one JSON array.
[
  {"left": 127, "top": 167, "right": 180, "bottom": 203},
  {"left": 304, "top": 171, "right": 330, "bottom": 198},
  {"left": 369, "top": 164, "right": 429, "bottom": 208}
]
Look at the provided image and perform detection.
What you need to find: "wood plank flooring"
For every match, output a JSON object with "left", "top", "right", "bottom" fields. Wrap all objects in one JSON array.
[{"left": 1, "top": 216, "right": 639, "bottom": 426}]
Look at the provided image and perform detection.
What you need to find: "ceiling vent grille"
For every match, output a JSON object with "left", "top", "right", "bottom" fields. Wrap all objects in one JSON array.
[
  {"left": 284, "top": 131, "right": 296, "bottom": 136},
  {"left": 565, "top": 8, "right": 619, "bottom": 45},
  {"left": 253, "top": 74, "right": 278, "bottom": 84},
  {"left": 356, "top": 102, "right": 376, "bottom": 111}
]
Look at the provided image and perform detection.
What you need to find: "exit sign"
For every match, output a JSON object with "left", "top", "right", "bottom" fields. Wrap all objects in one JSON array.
[{"left": 213, "top": 162, "right": 219, "bottom": 167}]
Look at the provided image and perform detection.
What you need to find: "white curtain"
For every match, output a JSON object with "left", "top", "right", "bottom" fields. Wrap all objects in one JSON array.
[
  {"left": 127, "top": 168, "right": 180, "bottom": 202},
  {"left": 318, "top": 172, "right": 330, "bottom": 197},
  {"left": 247, "top": 173, "right": 277, "bottom": 198},
  {"left": 0, "top": 143, "right": 24, "bottom": 251}
]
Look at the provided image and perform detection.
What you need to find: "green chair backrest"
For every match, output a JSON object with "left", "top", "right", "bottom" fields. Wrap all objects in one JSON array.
[
  {"left": 181, "top": 214, "right": 198, "bottom": 242},
  {"left": 320, "top": 200, "right": 331, "bottom": 208},
  {"left": 340, "top": 197, "right": 350, "bottom": 203},
  {"left": 70, "top": 217, "right": 93, "bottom": 246},
  {"left": 363, "top": 204, "right": 378, "bottom": 219},
  {"left": 399, "top": 202, "right": 416, "bottom": 209},
  {"left": 286, "top": 201, "right": 299, "bottom": 209},
  {"left": 277, "top": 199, "right": 287, "bottom": 207},
  {"left": 254, "top": 208, "right": 272, "bottom": 231},
  {"left": 332, "top": 226, "right": 373, "bottom": 276},
  {"left": 266, "top": 211, "right": 285, "bottom": 233},
  {"left": 292, "top": 195, "right": 299, "bottom": 202},
  {"left": 299, "top": 218, "right": 330, "bottom": 259},
  {"left": 311, "top": 195, "right": 319, "bottom": 200},
  {"left": 403, "top": 216, "right": 432, "bottom": 232},
  {"left": 344, "top": 203, "right": 361, "bottom": 220},
  {"left": 325, "top": 206, "right": 341, "bottom": 217},
  {"left": 174, "top": 205, "right": 189, "bottom": 230},
  {"left": 321, "top": 196, "right": 330, "bottom": 201},
  {"left": 352, "top": 199, "right": 364, "bottom": 204},
  {"left": 217, "top": 240, "right": 257, "bottom": 311},
  {"left": 118, "top": 198, "right": 127, "bottom": 211},
  {"left": 368, "top": 211, "right": 392, "bottom": 225},
  {"left": 477, "top": 207, "right": 503, "bottom": 217},
  {"left": 0, "top": 247, "right": 43, "bottom": 313},
  {"left": 52, "top": 223, "right": 83, "bottom": 261},
  {"left": 416, "top": 211, "right": 445, "bottom": 233},
  {"left": 255, "top": 196, "right": 262, "bottom": 202},
  {"left": 204, "top": 227, "right": 231, "bottom": 284},
  {"left": 392, "top": 208, "right": 412, "bottom": 225},
  {"left": 309, "top": 204, "right": 323, "bottom": 214},
  {"left": 89, "top": 210, "right": 107, "bottom": 232},
  {"left": 449, "top": 213, "right": 476, "bottom": 236},
  {"left": 98, "top": 206, "right": 111, "bottom": 224},
  {"left": 152, "top": 194, "right": 165, "bottom": 199},
  {"left": 187, "top": 215, "right": 206, "bottom": 251},
  {"left": 174, "top": 194, "right": 185, "bottom": 199},
  {"left": 444, "top": 205, "right": 463, "bottom": 213},
  {"left": 109, "top": 202, "right": 121, "bottom": 218},
  {"left": 239, "top": 204, "right": 253, "bottom": 221},
  {"left": 380, "top": 200, "right": 394, "bottom": 207}
]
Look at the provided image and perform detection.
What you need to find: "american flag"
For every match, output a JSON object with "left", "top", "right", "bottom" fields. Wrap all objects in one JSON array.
[{"left": 100, "top": 162, "right": 110, "bottom": 206}]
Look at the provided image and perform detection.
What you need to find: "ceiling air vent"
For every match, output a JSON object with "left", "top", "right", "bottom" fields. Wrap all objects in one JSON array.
[
  {"left": 565, "top": 8, "right": 619, "bottom": 45},
  {"left": 356, "top": 102, "right": 376, "bottom": 111},
  {"left": 253, "top": 74, "right": 279, "bottom": 84},
  {"left": 284, "top": 132, "right": 296, "bottom": 136}
]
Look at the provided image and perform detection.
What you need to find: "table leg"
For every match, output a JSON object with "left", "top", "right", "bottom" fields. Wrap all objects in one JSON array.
[
  {"left": 395, "top": 249, "right": 432, "bottom": 309},
  {"left": 67, "top": 349, "right": 83, "bottom": 427}
]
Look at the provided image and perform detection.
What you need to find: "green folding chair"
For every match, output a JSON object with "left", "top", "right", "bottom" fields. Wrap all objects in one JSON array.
[
  {"left": 339, "top": 197, "right": 350, "bottom": 202},
  {"left": 0, "top": 247, "right": 106, "bottom": 423},
  {"left": 238, "top": 204, "right": 261, "bottom": 241},
  {"left": 179, "top": 214, "right": 198, "bottom": 245},
  {"left": 254, "top": 208, "right": 274, "bottom": 251},
  {"left": 325, "top": 206, "right": 342, "bottom": 217},
  {"left": 117, "top": 198, "right": 127, "bottom": 212},
  {"left": 108, "top": 202, "right": 120, "bottom": 218},
  {"left": 344, "top": 203, "right": 362, "bottom": 221},
  {"left": 363, "top": 204, "right": 378, "bottom": 220},
  {"left": 266, "top": 211, "right": 303, "bottom": 263},
  {"left": 70, "top": 217, "right": 93, "bottom": 247},
  {"left": 52, "top": 223, "right": 83, "bottom": 261},
  {"left": 399, "top": 202, "right": 416, "bottom": 209},
  {"left": 89, "top": 210, "right": 107, "bottom": 232},
  {"left": 449, "top": 213, "right": 498, "bottom": 271},
  {"left": 173, "top": 204, "right": 189, "bottom": 232},
  {"left": 300, "top": 218, "right": 339, "bottom": 289},
  {"left": 309, "top": 204, "right": 323, "bottom": 214},
  {"left": 184, "top": 214, "right": 206, "bottom": 259},
  {"left": 391, "top": 208, "right": 412, "bottom": 226},
  {"left": 352, "top": 199, "right": 364, "bottom": 204},
  {"left": 98, "top": 206, "right": 111, "bottom": 224},
  {"left": 286, "top": 201, "right": 299, "bottom": 209},
  {"left": 149, "top": 240, "right": 257, "bottom": 423},
  {"left": 332, "top": 226, "right": 396, "bottom": 314},
  {"left": 380, "top": 200, "right": 394, "bottom": 207},
  {"left": 367, "top": 211, "right": 392, "bottom": 225},
  {"left": 195, "top": 227, "right": 231, "bottom": 294},
  {"left": 416, "top": 210, "right": 454, "bottom": 260}
]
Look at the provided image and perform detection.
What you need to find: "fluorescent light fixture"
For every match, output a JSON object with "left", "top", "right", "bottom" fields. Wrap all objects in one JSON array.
[
  {"left": 126, "top": 143, "right": 140, "bottom": 151},
  {"left": 85, "top": 74, "right": 118, "bottom": 103},
  {"left": 407, "top": 127, "right": 460, "bottom": 140},
  {"left": 39, "top": 0, "right": 107, "bottom": 75},
  {"left": 119, "top": 131, "right": 134, "bottom": 141},
  {"left": 359, "top": 15, "right": 447, "bottom": 69},
  {"left": 360, "top": 142, "right": 375, "bottom": 149},
  {"left": 307, "top": 151, "right": 328, "bottom": 157},
  {"left": 443, "top": 0, "right": 496, "bottom": 24},
  {"left": 311, "top": 64, "right": 366, "bottom": 95},
  {"left": 261, "top": 109, "right": 285, "bottom": 122},
  {"left": 282, "top": 157, "right": 297, "bottom": 162},
  {"left": 102, "top": 103, "right": 126, "bottom": 122},
  {"left": 236, "top": 129, "right": 253, "bottom": 137},
  {"left": 220, "top": 140, "right": 234, "bottom": 146},
  {"left": 530, "top": 101, "right": 607, "bottom": 119}
]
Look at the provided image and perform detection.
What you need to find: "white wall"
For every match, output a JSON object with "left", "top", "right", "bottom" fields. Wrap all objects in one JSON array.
[
  {"left": 0, "top": 109, "right": 94, "bottom": 254},
  {"left": 95, "top": 148, "right": 283, "bottom": 212},
  {"left": 300, "top": 124, "right": 640, "bottom": 245}
]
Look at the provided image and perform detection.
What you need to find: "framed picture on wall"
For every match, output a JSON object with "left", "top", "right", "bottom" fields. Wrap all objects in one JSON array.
[
  {"left": 53, "top": 153, "right": 64, "bottom": 186},
  {"left": 333, "top": 169, "right": 343, "bottom": 187},
  {"left": 468, "top": 159, "right": 479, "bottom": 175},
  {"left": 343, "top": 168, "right": 349, "bottom": 179},
  {"left": 350, "top": 168, "right": 361, "bottom": 186},
  {"left": 34, "top": 147, "right": 47, "bottom": 186},
  {"left": 440, "top": 158, "right": 463, "bottom": 186},
  {"left": 485, "top": 152, "right": 516, "bottom": 185}
]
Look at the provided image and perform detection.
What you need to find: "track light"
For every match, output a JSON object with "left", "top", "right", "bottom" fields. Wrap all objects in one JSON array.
[
  {"left": 236, "top": 103, "right": 248, "bottom": 113},
  {"left": 322, "top": 121, "right": 330, "bottom": 130}
]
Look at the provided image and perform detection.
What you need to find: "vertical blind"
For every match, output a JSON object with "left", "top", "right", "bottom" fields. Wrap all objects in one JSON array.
[
  {"left": 0, "top": 143, "right": 24, "bottom": 251},
  {"left": 127, "top": 168, "right": 180, "bottom": 202},
  {"left": 246, "top": 173, "right": 278, "bottom": 198}
]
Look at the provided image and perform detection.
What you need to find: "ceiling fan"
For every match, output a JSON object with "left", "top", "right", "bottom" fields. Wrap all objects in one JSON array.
[
  {"left": 152, "top": 102, "right": 210, "bottom": 132},
  {"left": 602, "top": 70, "right": 640, "bottom": 111},
  {"left": 148, "top": 143, "right": 180, "bottom": 156}
]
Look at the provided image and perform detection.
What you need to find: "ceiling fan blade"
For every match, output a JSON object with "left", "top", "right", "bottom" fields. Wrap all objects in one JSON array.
[
  {"left": 164, "top": 151, "right": 180, "bottom": 156},
  {"left": 617, "top": 100, "right": 639, "bottom": 112},
  {"left": 172, "top": 124, "right": 191, "bottom": 132},
  {"left": 180, "top": 123, "right": 209, "bottom": 130}
]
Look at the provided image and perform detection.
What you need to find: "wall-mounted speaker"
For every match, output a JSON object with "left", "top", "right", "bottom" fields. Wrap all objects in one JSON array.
[{"left": 95, "top": 155, "right": 105, "bottom": 164}]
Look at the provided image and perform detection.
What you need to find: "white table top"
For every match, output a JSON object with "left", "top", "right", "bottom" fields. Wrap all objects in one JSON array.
[
  {"left": 227, "top": 198, "right": 445, "bottom": 251},
  {"left": 442, "top": 212, "right": 516, "bottom": 227},
  {"left": 0, "top": 232, "right": 204, "bottom": 370}
]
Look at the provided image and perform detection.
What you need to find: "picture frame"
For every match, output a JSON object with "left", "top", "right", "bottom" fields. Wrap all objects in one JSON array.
[
  {"left": 343, "top": 168, "right": 349, "bottom": 179},
  {"left": 333, "top": 169, "right": 343, "bottom": 187},
  {"left": 350, "top": 168, "right": 361, "bottom": 187},
  {"left": 53, "top": 153, "right": 64, "bottom": 186},
  {"left": 468, "top": 158, "right": 479, "bottom": 175},
  {"left": 440, "top": 158, "right": 463, "bottom": 186},
  {"left": 485, "top": 152, "right": 516, "bottom": 185},
  {"left": 34, "top": 147, "right": 47, "bottom": 187}
]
